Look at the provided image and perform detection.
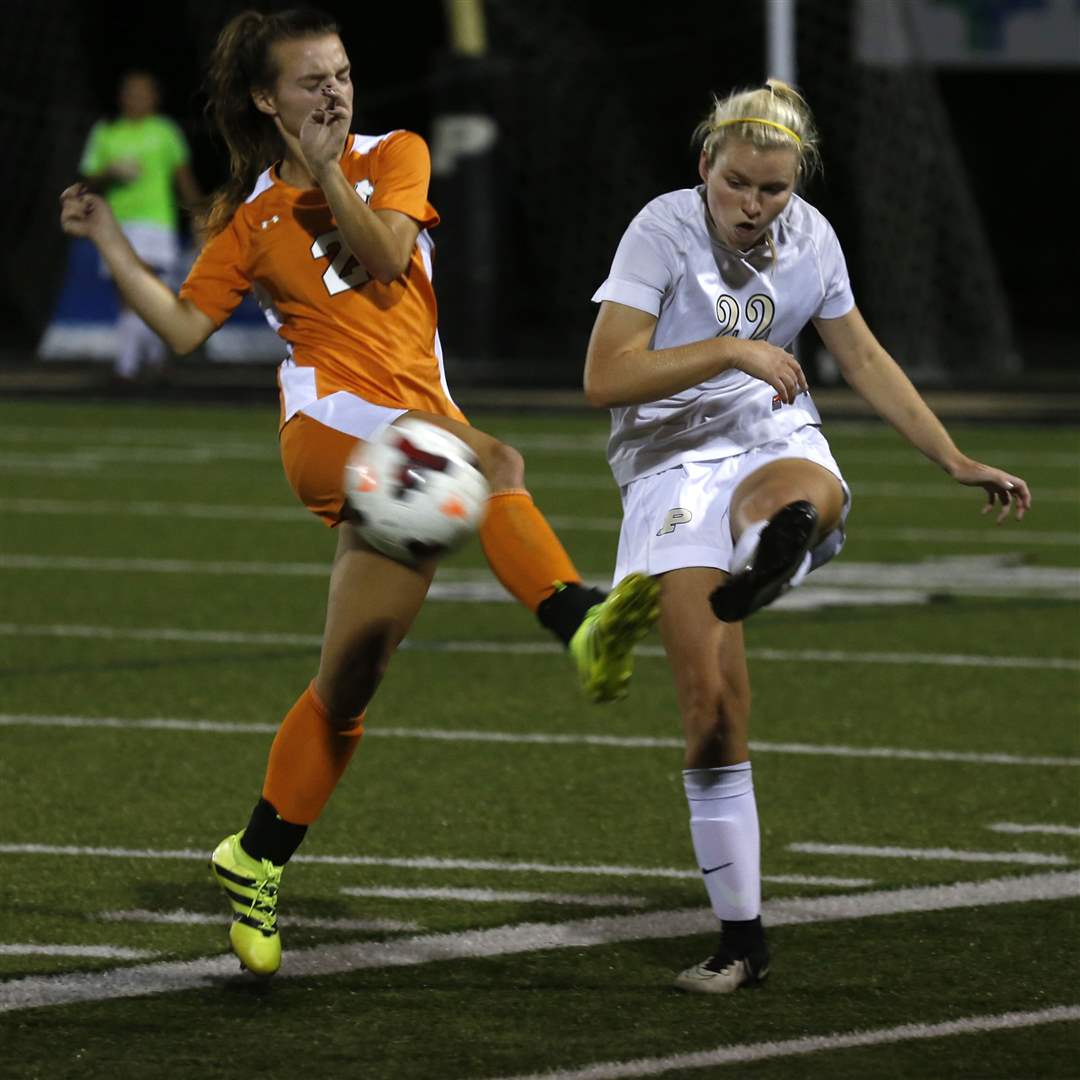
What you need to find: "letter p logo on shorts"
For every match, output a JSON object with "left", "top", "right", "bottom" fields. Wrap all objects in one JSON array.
[{"left": 656, "top": 507, "right": 693, "bottom": 536}]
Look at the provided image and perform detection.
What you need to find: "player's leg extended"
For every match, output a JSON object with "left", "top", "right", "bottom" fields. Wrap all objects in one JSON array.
[
  {"left": 410, "top": 410, "right": 659, "bottom": 703},
  {"left": 710, "top": 458, "right": 845, "bottom": 623},
  {"left": 212, "top": 527, "right": 435, "bottom": 976},
  {"left": 658, "top": 568, "right": 769, "bottom": 994}
]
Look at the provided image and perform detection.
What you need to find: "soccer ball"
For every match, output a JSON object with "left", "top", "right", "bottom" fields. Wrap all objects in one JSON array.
[{"left": 343, "top": 418, "right": 489, "bottom": 566}]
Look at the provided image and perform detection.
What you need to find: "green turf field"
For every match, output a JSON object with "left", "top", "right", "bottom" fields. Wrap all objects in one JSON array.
[{"left": 0, "top": 399, "right": 1077, "bottom": 1079}]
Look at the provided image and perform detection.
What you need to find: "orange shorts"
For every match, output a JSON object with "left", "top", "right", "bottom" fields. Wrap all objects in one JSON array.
[
  {"left": 279, "top": 413, "right": 360, "bottom": 526},
  {"left": 279, "top": 406, "right": 469, "bottom": 527}
]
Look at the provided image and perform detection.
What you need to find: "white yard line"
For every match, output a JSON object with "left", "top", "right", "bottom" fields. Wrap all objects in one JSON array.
[
  {"left": 744, "top": 739, "right": 1080, "bottom": 767},
  {"left": 0, "top": 621, "right": 1076, "bottom": 673},
  {"left": 339, "top": 887, "right": 646, "bottom": 908},
  {"left": 0, "top": 446, "right": 272, "bottom": 466},
  {"left": 0, "top": 842, "right": 870, "bottom": 888},
  {"left": 528, "top": 478, "right": 1080, "bottom": 502},
  {"left": 99, "top": 910, "right": 419, "bottom": 932},
  {"left": 788, "top": 843, "right": 1071, "bottom": 866},
  {"left": 2, "top": 714, "right": 1077, "bottom": 768},
  {"left": 0, "top": 623, "right": 327, "bottom": 647},
  {"left": 0, "top": 945, "right": 157, "bottom": 960},
  {"left": 0, "top": 554, "right": 329, "bottom": 577},
  {"left": 1, "top": 517, "right": 1077, "bottom": 568},
  {"left": 487, "top": 1005, "right": 1080, "bottom": 1080},
  {"left": 0, "top": 426, "right": 268, "bottom": 449},
  {"left": 542, "top": 520, "right": 1077, "bottom": 544},
  {"left": 501, "top": 436, "right": 1080, "bottom": 468},
  {"left": 3, "top": 550, "right": 1073, "bottom": 607},
  {"left": 742, "top": 648, "right": 1079, "bottom": 673},
  {"left": 0, "top": 456, "right": 101, "bottom": 473},
  {"left": 0, "top": 498, "right": 299, "bottom": 522},
  {"left": 5, "top": 488, "right": 1080, "bottom": 521},
  {"left": 856, "top": 527, "right": 1078, "bottom": 548},
  {"left": 853, "top": 481, "right": 1080, "bottom": 501},
  {"left": 1, "top": 425, "right": 1075, "bottom": 467},
  {"left": 988, "top": 822, "right": 1080, "bottom": 838},
  {"left": 0, "top": 870, "right": 1076, "bottom": 1014},
  {"left": 4, "top": 527, "right": 1079, "bottom": 598}
]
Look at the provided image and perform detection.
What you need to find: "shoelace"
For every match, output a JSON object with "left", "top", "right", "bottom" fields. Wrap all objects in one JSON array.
[{"left": 244, "top": 865, "right": 281, "bottom": 931}]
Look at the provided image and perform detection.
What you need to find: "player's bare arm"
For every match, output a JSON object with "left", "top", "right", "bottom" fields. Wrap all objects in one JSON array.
[
  {"left": 585, "top": 300, "right": 808, "bottom": 408},
  {"left": 318, "top": 169, "right": 419, "bottom": 285},
  {"left": 815, "top": 306, "right": 1030, "bottom": 521},
  {"left": 59, "top": 184, "right": 214, "bottom": 355},
  {"left": 284, "top": 90, "right": 418, "bottom": 284}
]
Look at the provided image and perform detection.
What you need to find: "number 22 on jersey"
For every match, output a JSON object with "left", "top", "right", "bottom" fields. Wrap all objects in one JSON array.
[{"left": 715, "top": 293, "right": 775, "bottom": 340}]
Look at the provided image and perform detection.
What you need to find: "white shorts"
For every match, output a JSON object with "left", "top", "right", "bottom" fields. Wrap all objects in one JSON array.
[
  {"left": 612, "top": 425, "right": 850, "bottom": 584},
  {"left": 100, "top": 223, "right": 179, "bottom": 278}
]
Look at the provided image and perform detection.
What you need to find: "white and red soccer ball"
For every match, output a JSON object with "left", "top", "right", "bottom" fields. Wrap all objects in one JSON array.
[{"left": 343, "top": 418, "right": 489, "bottom": 566}]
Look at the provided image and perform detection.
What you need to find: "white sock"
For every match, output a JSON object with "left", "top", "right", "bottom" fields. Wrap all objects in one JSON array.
[
  {"left": 134, "top": 318, "right": 167, "bottom": 369},
  {"left": 682, "top": 764, "right": 761, "bottom": 922}
]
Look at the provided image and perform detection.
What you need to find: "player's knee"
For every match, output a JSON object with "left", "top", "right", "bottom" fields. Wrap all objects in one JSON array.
[
  {"left": 737, "top": 482, "right": 800, "bottom": 530},
  {"left": 483, "top": 440, "right": 526, "bottom": 492},
  {"left": 318, "top": 628, "right": 399, "bottom": 722},
  {"left": 681, "top": 675, "right": 749, "bottom": 750}
]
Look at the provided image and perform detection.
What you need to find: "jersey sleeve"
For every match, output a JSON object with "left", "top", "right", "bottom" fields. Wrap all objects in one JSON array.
[
  {"left": 591, "top": 206, "right": 678, "bottom": 317},
  {"left": 178, "top": 212, "right": 252, "bottom": 327},
  {"left": 815, "top": 220, "right": 855, "bottom": 319},
  {"left": 370, "top": 131, "right": 439, "bottom": 229}
]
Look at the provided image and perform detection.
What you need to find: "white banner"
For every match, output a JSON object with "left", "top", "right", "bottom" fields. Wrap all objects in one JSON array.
[{"left": 857, "top": 0, "right": 1080, "bottom": 66}]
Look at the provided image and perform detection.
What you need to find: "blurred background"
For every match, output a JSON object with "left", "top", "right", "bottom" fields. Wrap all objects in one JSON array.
[{"left": 2, "top": 0, "right": 1077, "bottom": 402}]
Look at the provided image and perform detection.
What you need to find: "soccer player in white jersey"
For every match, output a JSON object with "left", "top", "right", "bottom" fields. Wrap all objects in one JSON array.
[{"left": 584, "top": 79, "right": 1031, "bottom": 994}]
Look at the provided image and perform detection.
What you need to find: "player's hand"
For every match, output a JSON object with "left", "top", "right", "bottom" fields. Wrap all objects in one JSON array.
[
  {"left": 298, "top": 87, "right": 351, "bottom": 177},
  {"left": 731, "top": 340, "right": 808, "bottom": 405},
  {"left": 949, "top": 457, "right": 1031, "bottom": 523},
  {"left": 59, "top": 183, "right": 120, "bottom": 243}
]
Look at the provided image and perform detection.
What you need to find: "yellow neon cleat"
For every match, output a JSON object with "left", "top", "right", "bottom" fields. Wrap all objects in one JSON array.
[
  {"left": 210, "top": 832, "right": 283, "bottom": 977},
  {"left": 568, "top": 572, "right": 660, "bottom": 704}
]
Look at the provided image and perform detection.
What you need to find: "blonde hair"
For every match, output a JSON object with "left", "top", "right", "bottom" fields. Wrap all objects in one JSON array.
[{"left": 693, "top": 79, "right": 821, "bottom": 182}]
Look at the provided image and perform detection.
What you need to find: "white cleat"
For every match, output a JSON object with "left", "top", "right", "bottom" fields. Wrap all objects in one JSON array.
[{"left": 673, "top": 950, "right": 769, "bottom": 995}]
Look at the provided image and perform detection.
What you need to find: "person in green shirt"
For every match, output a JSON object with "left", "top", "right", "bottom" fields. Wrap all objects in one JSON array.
[{"left": 80, "top": 70, "right": 202, "bottom": 382}]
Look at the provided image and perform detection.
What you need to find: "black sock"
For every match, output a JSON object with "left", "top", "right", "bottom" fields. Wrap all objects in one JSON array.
[
  {"left": 239, "top": 798, "right": 308, "bottom": 866},
  {"left": 720, "top": 916, "right": 766, "bottom": 957},
  {"left": 536, "top": 582, "right": 607, "bottom": 647}
]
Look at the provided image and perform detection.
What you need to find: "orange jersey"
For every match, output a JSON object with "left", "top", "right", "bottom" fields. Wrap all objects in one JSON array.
[{"left": 180, "top": 131, "right": 460, "bottom": 423}]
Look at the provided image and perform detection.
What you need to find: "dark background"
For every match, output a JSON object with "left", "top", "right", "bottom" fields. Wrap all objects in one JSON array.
[{"left": 3, "top": 0, "right": 1076, "bottom": 388}]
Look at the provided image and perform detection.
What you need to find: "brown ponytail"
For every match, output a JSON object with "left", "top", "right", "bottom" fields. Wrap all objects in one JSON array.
[{"left": 202, "top": 7, "right": 339, "bottom": 237}]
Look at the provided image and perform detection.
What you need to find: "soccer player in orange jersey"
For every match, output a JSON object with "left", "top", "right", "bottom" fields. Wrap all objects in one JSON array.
[{"left": 59, "top": 7, "right": 658, "bottom": 977}]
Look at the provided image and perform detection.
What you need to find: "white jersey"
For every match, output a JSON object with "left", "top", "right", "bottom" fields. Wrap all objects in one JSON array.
[{"left": 592, "top": 187, "right": 855, "bottom": 485}]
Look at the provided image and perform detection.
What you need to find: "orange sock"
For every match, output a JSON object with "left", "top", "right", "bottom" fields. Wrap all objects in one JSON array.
[
  {"left": 479, "top": 489, "right": 582, "bottom": 611},
  {"left": 261, "top": 682, "right": 364, "bottom": 826}
]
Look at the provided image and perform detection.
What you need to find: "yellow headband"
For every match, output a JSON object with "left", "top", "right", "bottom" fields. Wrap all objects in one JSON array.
[{"left": 714, "top": 117, "right": 802, "bottom": 146}]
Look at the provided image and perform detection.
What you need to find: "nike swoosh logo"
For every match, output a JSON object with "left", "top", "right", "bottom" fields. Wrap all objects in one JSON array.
[{"left": 701, "top": 861, "right": 733, "bottom": 875}]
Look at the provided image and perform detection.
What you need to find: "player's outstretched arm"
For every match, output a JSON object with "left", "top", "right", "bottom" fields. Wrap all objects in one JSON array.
[
  {"left": 59, "top": 183, "right": 214, "bottom": 355},
  {"left": 814, "top": 306, "right": 1031, "bottom": 521}
]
